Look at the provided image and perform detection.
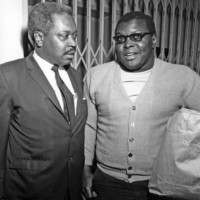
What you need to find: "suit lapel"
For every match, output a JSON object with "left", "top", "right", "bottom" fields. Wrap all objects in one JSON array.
[{"left": 25, "top": 54, "right": 69, "bottom": 121}]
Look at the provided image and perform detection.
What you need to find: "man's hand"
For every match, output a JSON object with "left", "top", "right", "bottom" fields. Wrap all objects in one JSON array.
[{"left": 82, "top": 165, "right": 97, "bottom": 199}]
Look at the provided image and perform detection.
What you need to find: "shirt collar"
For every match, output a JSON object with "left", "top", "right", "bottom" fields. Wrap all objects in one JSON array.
[
  {"left": 33, "top": 51, "right": 53, "bottom": 71},
  {"left": 33, "top": 51, "right": 72, "bottom": 71}
]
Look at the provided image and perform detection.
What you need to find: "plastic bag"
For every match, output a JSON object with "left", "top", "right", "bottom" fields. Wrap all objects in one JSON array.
[{"left": 149, "top": 108, "right": 200, "bottom": 199}]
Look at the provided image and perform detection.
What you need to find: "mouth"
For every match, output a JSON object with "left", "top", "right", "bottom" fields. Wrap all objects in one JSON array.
[
  {"left": 68, "top": 50, "right": 76, "bottom": 55},
  {"left": 124, "top": 52, "right": 138, "bottom": 60},
  {"left": 64, "top": 48, "right": 76, "bottom": 55},
  {"left": 63, "top": 50, "right": 76, "bottom": 59}
]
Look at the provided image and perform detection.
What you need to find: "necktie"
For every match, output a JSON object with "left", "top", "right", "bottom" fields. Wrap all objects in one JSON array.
[{"left": 52, "top": 65, "right": 75, "bottom": 124}]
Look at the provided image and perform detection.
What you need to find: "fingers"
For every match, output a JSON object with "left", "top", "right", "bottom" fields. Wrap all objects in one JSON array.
[
  {"left": 82, "top": 185, "right": 97, "bottom": 199},
  {"left": 82, "top": 165, "right": 97, "bottom": 199},
  {"left": 92, "top": 191, "right": 97, "bottom": 198}
]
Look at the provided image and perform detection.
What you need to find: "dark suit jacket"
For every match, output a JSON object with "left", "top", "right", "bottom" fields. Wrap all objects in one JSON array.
[{"left": 0, "top": 53, "right": 87, "bottom": 200}]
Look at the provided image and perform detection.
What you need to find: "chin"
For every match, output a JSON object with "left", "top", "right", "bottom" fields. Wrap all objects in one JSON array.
[
  {"left": 61, "top": 60, "right": 72, "bottom": 66},
  {"left": 123, "top": 64, "right": 142, "bottom": 72}
]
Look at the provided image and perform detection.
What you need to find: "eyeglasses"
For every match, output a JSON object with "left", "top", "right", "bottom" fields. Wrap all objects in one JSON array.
[{"left": 113, "top": 32, "right": 153, "bottom": 44}]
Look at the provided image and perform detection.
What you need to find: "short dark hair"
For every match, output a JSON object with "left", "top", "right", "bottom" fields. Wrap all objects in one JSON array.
[
  {"left": 116, "top": 11, "right": 156, "bottom": 35},
  {"left": 28, "top": 2, "right": 73, "bottom": 41}
]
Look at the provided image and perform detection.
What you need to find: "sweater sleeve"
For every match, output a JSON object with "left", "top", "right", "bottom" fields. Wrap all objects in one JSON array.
[{"left": 84, "top": 70, "right": 97, "bottom": 165}]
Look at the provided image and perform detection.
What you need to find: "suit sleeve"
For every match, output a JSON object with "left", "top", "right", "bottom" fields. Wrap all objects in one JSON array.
[
  {"left": 0, "top": 69, "right": 12, "bottom": 198},
  {"left": 84, "top": 70, "right": 97, "bottom": 166}
]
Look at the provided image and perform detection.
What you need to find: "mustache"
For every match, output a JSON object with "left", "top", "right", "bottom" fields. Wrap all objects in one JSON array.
[{"left": 65, "top": 48, "right": 76, "bottom": 55}]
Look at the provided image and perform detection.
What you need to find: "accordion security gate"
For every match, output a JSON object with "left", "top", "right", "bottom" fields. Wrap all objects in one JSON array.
[{"left": 28, "top": 0, "right": 200, "bottom": 74}]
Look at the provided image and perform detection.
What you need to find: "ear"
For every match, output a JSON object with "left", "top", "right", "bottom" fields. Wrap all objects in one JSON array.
[
  {"left": 152, "top": 34, "right": 157, "bottom": 48},
  {"left": 33, "top": 31, "right": 44, "bottom": 47}
]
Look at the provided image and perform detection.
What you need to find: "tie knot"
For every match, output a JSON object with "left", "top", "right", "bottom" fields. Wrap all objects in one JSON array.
[{"left": 51, "top": 65, "right": 59, "bottom": 72}]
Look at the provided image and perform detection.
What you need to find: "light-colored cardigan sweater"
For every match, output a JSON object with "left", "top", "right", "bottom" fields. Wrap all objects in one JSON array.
[{"left": 84, "top": 58, "right": 200, "bottom": 182}]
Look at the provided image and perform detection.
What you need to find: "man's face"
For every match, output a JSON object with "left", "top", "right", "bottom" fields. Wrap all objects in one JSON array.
[
  {"left": 40, "top": 13, "right": 77, "bottom": 66},
  {"left": 114, "top": 19, "right": 156, "bottom": 72}
]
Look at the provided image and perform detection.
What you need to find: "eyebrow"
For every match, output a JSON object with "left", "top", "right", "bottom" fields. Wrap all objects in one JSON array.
[{"left": 59, "top": 30, "right": 77, "bottom": 34}]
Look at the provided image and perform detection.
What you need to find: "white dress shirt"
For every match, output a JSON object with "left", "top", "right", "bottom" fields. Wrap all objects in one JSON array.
[{"left": 33, "top": 51, "right": 77, "bottom": 114}]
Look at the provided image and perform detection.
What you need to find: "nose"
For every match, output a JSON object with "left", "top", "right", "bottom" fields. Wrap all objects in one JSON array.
[
  {"left": 68, "top": 34, "right": 76, "bottom": 47},
  {"left": 124, "top": 37, "right": 135, "bottom": 48}
]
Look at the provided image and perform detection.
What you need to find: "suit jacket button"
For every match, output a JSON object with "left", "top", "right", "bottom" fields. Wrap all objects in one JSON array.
[{"left": 69, "top": 156, "right": 73, "bottom": 160}]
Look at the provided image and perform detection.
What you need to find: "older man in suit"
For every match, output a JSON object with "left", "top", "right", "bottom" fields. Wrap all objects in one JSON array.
[{"left": 0, "top": 2, "right": 87, "bottom": 200}]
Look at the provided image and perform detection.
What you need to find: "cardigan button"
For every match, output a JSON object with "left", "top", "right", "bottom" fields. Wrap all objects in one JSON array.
[
  {"left": 128, "top": 174, "right": 132, "bottom": 179},
  {"left": 128, "top": 166, "right": 132, "bottom": 170},
  {"left": 129, "top": 137, "right": 134, "bottom": 142},
  {"left": 132, "top": 106, "right": 136, "bottom": 110},
  {"left": 128, "top": 153, "right": 133, "bottom": 157}
]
